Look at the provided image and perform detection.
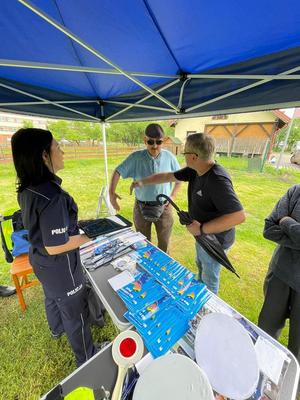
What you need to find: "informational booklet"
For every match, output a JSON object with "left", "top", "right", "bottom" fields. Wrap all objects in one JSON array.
[{"left": 108, "top": 270, "right": 135, "bottom": 292}]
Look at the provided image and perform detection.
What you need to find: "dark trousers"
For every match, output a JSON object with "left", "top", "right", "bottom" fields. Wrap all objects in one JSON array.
[
  {"left": 45, "top": 285, "right": 96, "bottom": 367},
  {"left": 258, "top": 272, "right": 300, "bottom": 363},
  {"left": 33, "top": 251, "right": 97, "bottom": 367},
  {"left": 133, "top": 201, "right": 173, "bottom": 253}
]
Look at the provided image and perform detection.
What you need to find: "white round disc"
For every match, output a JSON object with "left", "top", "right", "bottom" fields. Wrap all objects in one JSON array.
[
  {"left": 112, "top": 330, "right": 144, "bottom": 367},
  {"left": 133, "top": 353, "right": 214, "bottom": 400},
  {"left": 195, "top": 313, "right": 259, "bottom": 400}
]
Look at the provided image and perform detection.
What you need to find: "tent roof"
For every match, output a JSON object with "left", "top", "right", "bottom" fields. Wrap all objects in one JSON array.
[{"left": 1, "top": 0, "right": 300, "bottom": 122}]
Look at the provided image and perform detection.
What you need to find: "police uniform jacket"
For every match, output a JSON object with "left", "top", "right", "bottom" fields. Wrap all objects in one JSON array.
[{"left": 18, "top": 177, "right": 84, "bottom": 298}]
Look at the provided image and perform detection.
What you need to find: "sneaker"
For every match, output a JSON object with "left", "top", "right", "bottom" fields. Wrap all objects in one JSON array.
[{"left": 0, "top": 285, "right": 16, "bottom": 297}]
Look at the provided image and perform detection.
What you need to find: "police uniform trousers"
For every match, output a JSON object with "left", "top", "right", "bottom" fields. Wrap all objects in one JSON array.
[
  {"left": 31, "top": 250, "right": 96, "bottom": 367},
  {"left": 258, "top": 271, "right": 300, "bottom": 364}
]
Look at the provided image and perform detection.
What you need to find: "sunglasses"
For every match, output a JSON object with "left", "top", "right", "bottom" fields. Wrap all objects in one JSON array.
[
  {"left": 147, "top": 139, "right": 163, "bottom": 145},
  {"left": 182, "top": 152, "right": 198, "bottom": 156}
]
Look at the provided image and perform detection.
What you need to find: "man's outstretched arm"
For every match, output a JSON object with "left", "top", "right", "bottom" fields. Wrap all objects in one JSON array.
[{"left": 130, "top": 172, "right": 178, "bottom": 194}]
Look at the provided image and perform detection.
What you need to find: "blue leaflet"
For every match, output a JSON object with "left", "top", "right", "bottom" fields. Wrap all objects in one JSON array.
[
  {"left": 125, "top": 304, "right": 189, "bottom": 358},
  {"left": 176, "top": 280, "right": 212, "bottom": 318},
  {"left": 129, "top": 295, "right": 172, "bottom": 322},
  {"left": 117, "top": 273, "right": 167, "bottom": 313},
  {"left": 117, "top": 242, "right": 211, "bottom": 357}
]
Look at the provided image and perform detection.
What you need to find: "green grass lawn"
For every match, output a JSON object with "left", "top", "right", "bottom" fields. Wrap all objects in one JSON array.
[{"left": 0, "top": 156, "right": 299, "bottom": 399}]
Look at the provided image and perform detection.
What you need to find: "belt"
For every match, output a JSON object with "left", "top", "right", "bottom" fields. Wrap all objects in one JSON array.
[{"left": 137, "top": 200, "right": 166, "bottom": 206}]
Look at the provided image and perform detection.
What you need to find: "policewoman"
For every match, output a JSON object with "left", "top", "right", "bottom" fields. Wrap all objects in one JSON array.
[{"left": 11, "top": 128, "right": 97, "bottom": 367}]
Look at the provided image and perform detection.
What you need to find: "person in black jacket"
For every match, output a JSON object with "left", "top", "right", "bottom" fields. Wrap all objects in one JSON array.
[
  {"left": 11, "top": 128, "right": 97, "bottom": 367},
  {"left": 258, "top": 184, "right": 300, "bottom": 363}
]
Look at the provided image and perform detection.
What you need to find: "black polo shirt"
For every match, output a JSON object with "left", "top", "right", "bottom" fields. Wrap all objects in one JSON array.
[{"left": 174, "top": 164, "right": 243, "bottom": 248}]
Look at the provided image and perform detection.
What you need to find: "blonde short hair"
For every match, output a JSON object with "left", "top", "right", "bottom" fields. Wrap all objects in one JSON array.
[{"left": 185, "top": 133, "right": 215, "bottom": 161}]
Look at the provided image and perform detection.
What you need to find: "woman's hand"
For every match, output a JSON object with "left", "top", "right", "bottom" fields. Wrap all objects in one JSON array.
[{"left": 130, "top": 180, "right": 143, "bottom": 195}]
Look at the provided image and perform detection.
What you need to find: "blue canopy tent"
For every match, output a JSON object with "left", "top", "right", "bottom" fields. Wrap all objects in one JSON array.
[{"left": 1, "top": 0, "right": 300, "bottom": 208}]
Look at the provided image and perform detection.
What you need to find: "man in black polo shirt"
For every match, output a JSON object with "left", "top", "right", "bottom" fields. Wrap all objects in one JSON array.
[{"left": 130, "top": 133, "right": 245, "bottom": 294}]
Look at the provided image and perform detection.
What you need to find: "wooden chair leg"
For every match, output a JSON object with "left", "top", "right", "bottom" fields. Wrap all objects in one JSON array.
[{"left": 12, "top": 274, "right": 26, "bottom": 312}]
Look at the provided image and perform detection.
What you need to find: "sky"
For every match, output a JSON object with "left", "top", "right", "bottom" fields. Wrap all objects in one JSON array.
[{"left": 280, "top": 108, "right": 300, "bottom": 118}]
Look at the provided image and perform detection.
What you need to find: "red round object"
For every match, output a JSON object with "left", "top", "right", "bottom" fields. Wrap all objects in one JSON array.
[{"left": 119, "top": 337, "right": 137, "bottom": 358}]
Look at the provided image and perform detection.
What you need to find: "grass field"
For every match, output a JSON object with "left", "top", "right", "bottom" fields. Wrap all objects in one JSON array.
[{"left": 0, "top": 156, "right": 300, "bottom": 399}]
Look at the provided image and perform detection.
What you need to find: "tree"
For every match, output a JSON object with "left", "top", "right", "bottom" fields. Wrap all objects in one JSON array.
[
  {"left": 46, "top": 119, "right": 175, "bottom": 145},
  {"left": 70, "top": 121, "right": 101, "bottom": 145},
  {"left": 21, "top": 120, "right": 33, "bottom": 128},
  {"left": 106, "top": 120, "right": 175, "bottom": 144},
  {"left": 47, "top": 120, "right": 102, "bottom": 145},
  {"left": 274, "top": 118, "right": 300, "bottom": 151},
  {"left": 47, "top": 120, "right": 72, "bottom": 142}
]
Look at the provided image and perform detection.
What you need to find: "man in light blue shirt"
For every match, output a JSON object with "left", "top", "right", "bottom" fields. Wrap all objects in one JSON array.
[{"left": 109, "top": 123, "right": 181, "bottom": 252}]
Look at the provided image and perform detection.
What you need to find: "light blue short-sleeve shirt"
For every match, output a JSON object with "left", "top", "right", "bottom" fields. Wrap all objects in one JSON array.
[{"left": 116, "top": 149, "right": 180, "bottom": 201}]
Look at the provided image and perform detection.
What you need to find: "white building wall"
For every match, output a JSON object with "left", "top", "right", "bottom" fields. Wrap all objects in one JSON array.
[{"left": 0, "top": 111, "right": 51, "bottom": 142}]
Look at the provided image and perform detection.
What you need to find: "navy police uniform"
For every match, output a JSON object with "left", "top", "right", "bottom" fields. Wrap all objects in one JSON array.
[{"left": 18, "top": 176, "right": 96, "bottom": 366}]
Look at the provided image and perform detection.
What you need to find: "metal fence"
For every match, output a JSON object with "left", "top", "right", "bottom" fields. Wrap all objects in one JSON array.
[
  {"left": 0, "top": 143, "right": 145, "bottom": 162},
  {"left": 0, "top": 142, "right": 185, "bottom": 162}
]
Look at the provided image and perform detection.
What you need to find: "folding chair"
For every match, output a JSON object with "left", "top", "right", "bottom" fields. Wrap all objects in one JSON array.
[{"left": 0, "top": 209, "right": 39, "bottom": 311}]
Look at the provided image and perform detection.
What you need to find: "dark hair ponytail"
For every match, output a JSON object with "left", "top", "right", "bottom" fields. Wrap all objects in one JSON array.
[{"left": 11, "top": 128, "right": 55, "bottom": 192}]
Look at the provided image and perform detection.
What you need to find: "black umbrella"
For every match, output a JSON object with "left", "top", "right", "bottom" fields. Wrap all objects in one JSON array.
[{"left": 157, "top": 194, "right": 240, "bottom": 278}]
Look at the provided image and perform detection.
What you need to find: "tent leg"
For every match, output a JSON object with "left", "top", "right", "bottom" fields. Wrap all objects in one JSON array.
[
  {"left": 96, "top": 186, "right": 115, "bottom": 217},
  {"left": 96, "top": 122, "right": 115, "bottom": 217},
  {"left": 276, "top": 108, "right": 296, "bottom": 170}
]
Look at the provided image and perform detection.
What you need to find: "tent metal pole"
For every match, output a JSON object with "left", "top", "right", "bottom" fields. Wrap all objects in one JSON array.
[
  {"left": 0, "top": 59, "right": 178, "bottom": 79},
  {"left": 0, "top": 82, "right": 100, "bottom": 121},
  {"left": 104, "top": 100, "right": 172, "bottom": 112},
  {"left": 4, "top": 59, "right": 300, "bottom": 81},
  {"left": 18, "top": 0, "right": 180, "bottom": 112},
  {"left": 276, "top": 108, "right": 296, "bottom": 170},
  {"left": 0, "top": 79, "right": 179, "bottom": 119},
  {"left": 111, "top": 100, "right": 300, "bottom": 123},
  {"left": 97, "top": 121, "right": 116, "bottom": 216},
  {"left": 178, "top": 78, "right": 191, "bottom": 109},
  {"left": 101, "top": 122, "right": 109, "bottom": 189},
  {"left": 0, "top": 100, "right": 98, "bottom": 107},
  {"left": 186, "top": 65, "right": 300, "bottom": 113},
  {"left": 0, "top": 100, "right": 172, "bottom": 112},
  {"left": 106, "top": 78, "right": 180, "bottom": 121},
  {"left": 187, "top": 73, "right": 300, "bottom": 80}
]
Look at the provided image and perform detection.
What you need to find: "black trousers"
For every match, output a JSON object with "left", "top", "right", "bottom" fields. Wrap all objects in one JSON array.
[
  {"left": 32, "top": 250, "right": 96, "bottom": 367},
  {"left": 45, "top": 285, "right": 96, "bottom": 367},
  {"left": 258, "top": 272, "right": 300, "bottom": 363}
]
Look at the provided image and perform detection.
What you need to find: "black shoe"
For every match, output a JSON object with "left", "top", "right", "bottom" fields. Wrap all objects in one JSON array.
[
  {"left": 0, "top": 285, "right": 16, "bottom": 297},
  {"left": 51, "top": 331, "right": 64, "bottom": 340}
]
